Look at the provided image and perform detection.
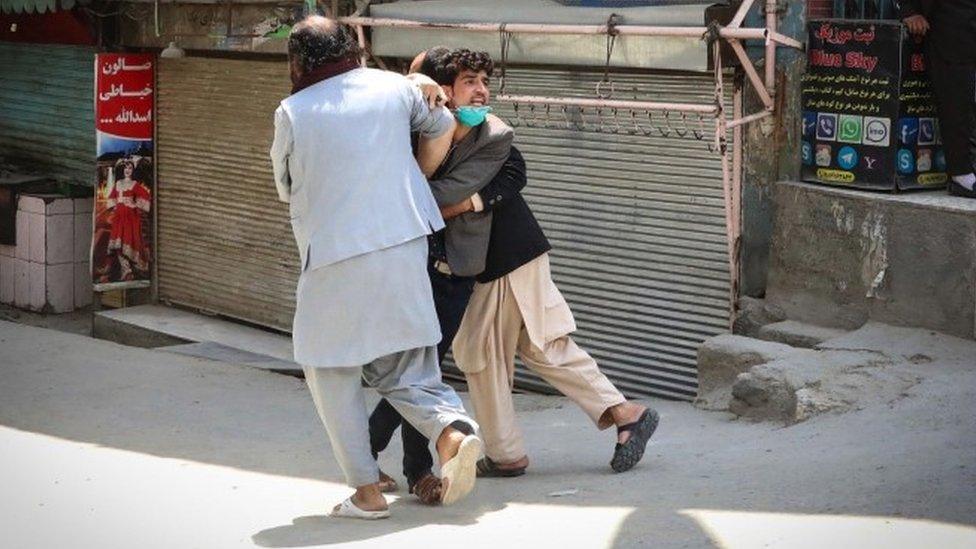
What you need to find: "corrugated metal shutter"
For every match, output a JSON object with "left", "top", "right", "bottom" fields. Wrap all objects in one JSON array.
[
  {"left": 156, "top": 58, "right": 731, "bottom": 400},
  {"left": 0, "top": 42, "right": 95, "bottom": 185},
  {"left": 468, "top": 67, "right": 733, "bottom": 401},
  {"left": 155, "top": 57, "right": 299, "bottom": 330}
]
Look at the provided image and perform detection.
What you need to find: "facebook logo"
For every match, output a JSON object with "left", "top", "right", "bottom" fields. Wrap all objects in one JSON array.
[
  {"left": 899, "top": 118, "right": 919, "bottom": 145},
  {"left": 803, "top": 112, "right": 817, "bottom": 138}
]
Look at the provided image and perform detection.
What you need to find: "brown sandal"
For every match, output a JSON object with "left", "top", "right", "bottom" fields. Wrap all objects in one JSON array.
[
  {"left": 377, "top": 471, "right": 398, "bottom": 493},
  {"left": 409, "top": 472, "right": 442, "bottom": 505}
]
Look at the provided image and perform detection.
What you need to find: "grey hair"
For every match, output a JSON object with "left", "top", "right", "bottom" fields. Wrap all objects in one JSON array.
[{"left": 288, "top": 16, "right": 362, "bottom": 73}]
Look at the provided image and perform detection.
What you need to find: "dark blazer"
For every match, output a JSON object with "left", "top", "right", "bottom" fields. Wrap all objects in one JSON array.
[
  {"left": 427, "top": 114, "right": 514, "bottom": 277},
  {"left": 476, "top": 146, "right": 551, "bottom": 283},
  {"left": 899, "top": 0, "right": 976, "bottom": 65}
]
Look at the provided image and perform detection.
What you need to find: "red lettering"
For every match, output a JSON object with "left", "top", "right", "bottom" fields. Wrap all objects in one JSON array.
[
  {"left": 815, "top": 23, "right": 855, "bottom": 45},
  {"left": 910, "top": 53, "right": 926, "bottom": 72},
  {"left": 845, "top": 51, "right": 879, "bottom": 73},
  {"left": 853, "top": 27, "right": 876, "bottom": 44},
  {"left": 810, "top": 49, "right": 843, "bottom": 67},
  {"left": 816, "top": 23, "right": 835, "bottom": 41}
]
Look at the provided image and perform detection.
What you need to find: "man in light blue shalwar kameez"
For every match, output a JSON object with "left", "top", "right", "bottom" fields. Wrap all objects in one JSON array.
[{"left": 270, "top": 16, "right": 482, "bottom": 519}]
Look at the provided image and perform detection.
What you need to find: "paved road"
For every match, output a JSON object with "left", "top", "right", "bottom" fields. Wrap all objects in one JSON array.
[{"left": 1, "top": 320, "right": 974, "bottom": 548}]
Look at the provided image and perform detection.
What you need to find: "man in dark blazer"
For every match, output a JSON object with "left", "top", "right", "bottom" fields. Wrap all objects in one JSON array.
[
  {"left": 368, "top": 48, "right": 517, "bottom": 503},
  {"left": 900, "top": 0, "right": 976, "bottom": 197}
]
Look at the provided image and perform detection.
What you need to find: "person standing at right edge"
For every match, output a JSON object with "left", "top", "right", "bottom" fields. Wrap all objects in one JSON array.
[{"left": 901, "top": 0, "right": 976, "bottom": 198}]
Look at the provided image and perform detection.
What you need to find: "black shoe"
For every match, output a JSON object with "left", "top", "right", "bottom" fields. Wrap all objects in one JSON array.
[
  {"left": 610, "top": 408, "right": 660, "bottom": 473},
  {"left": 948, "top": 180, "right": 976, "bottom": 199}
]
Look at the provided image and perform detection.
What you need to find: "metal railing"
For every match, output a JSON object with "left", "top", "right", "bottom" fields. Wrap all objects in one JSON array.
[{"left": 341, "top": 0, "right": 804, "bottom": 323}]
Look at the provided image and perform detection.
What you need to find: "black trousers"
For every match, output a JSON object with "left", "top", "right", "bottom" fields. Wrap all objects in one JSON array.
[
  {"left": 928, "top": 53, "right": 976, "bottom": 176},
  {"left": 368, "top": 260, "right": 475, "bottom": 485}
]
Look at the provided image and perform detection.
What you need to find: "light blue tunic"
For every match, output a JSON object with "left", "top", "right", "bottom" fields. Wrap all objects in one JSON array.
[
  {"left": 270, "top": 68, "right": 452, "bottom": 367},
  {"left": 292, "top": 236, "right": 440, "bottom": 368}
]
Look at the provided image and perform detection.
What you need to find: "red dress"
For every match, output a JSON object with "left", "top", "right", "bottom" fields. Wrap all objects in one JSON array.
[{"left": 107, "top": 180, "right": 151, "bottom": 272}]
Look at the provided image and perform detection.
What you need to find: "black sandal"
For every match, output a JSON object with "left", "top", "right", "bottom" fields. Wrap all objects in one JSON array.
[
  {"left": 610, "top": 408, "right": 659, "bottom": 473},
  {"left": 476, "top": 456, "right": 526, "bottom": 478}
]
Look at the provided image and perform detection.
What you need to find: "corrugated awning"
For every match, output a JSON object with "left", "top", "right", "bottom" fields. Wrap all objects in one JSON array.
[
  {"left": 0, "top": 0, "right": 86, "bottom": 14},
  {"left": 368, "top": 0, "right": 716, "bottom": 71}
]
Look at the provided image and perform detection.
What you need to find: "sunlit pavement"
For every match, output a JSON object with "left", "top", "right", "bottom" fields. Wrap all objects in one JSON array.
[{"left": 1, "top": 320, "right": 974, "bottom": 548}]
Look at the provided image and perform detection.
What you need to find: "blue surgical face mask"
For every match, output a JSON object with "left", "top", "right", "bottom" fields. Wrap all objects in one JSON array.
[{"left": 455, "top": 106, "right": 492, "bottom": 127}]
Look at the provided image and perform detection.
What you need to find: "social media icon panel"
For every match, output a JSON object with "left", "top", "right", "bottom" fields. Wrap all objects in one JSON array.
[
  {"left": 838, "top": 115, "right": 863, "bottom": 144},
  {"left": 802, "top": 141, "right": 814, "bottom": 166},
  {"left": 898, "top": 118, "right": 918, "bottom": 145},
  {"left": 837, "top": 146, "right": 858, "bottom": 170},
  {"left": 817, "top": 113, "right": 838, "bottom": 141},
  {"left": 897, "top": 148, "right": 915, "bottom": 174},
  {"left": 862, "top": 117, "right": 890, "bottom": 147}
]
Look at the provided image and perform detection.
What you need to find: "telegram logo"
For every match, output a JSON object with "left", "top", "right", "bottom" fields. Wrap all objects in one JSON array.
[{"left": 837, "top": 146, "right": 858, "bottom": 170}]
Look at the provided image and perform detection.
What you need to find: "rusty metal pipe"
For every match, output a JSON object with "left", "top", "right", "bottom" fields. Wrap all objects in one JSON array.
[
  {"left": 496, "top": 94, "right": 719, "bottom": 114},
  {"left": 729, "top": 39, "right": 774, "bottom": 110},
  {"left": 726, "top": 109, "right": 773, "bottom": 129},
  {"left": 338, "top": 16, "right": 769, "bottom": 40},
  {"left": 764, "top": 0, "right": 777, "bottom": 93}
]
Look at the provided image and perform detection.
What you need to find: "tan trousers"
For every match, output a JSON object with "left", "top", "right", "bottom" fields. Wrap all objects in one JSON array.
[{"left": 453, "top": 254, "right": 626, "bottom": 462}]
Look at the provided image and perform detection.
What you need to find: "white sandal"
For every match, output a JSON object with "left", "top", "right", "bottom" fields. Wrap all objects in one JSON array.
[
  {"left": 329, "top": 497, "right": 390, "bottom": 520},
  {"left": 440, "top": 434, "right": 483, "bottom": 506}
]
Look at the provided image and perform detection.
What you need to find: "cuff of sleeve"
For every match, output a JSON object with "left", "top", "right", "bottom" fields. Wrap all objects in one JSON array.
[
  {"left": 470, "top": 193, "right": 485, "bottom": 212},
  {"left": 421, "top": 106, "right": 454, "bottom": 138}
]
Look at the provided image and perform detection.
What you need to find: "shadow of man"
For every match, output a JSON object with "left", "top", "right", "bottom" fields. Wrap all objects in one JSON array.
[{"left": 253, "top": 499, "right": 506, "bottom": 547}]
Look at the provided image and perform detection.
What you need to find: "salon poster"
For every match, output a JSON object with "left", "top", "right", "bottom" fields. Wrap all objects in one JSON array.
[
  {"left": 801, "top": 20, "right": 946, "bottom": 190},
  {"left": 93, "top": 54, "right": 154, "bottom": 289}
]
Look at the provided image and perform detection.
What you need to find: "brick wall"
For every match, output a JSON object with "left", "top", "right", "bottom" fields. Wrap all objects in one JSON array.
[{"left": 808, "top": 0, "right": 835, "bottom": 18}]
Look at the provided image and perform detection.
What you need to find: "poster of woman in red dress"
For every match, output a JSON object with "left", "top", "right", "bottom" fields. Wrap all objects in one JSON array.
[
  {"left": 96, "top": 157, "right": 152, "bottom": 282},
  {"left": 94, "top": 53, "right": 154, "bottom": 288}
]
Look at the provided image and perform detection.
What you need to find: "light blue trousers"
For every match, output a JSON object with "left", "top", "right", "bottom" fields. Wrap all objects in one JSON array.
[{"left": 303, "top": 345, "right": 477, "bottom": 488}]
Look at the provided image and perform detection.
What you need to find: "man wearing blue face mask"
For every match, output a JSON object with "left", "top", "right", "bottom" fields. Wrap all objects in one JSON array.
[
  {"left": 368, "top": 47, "right": 516, "bottom": 504},
  {"left": 427, "top": 50, "right": 656, "bottom": 479}
]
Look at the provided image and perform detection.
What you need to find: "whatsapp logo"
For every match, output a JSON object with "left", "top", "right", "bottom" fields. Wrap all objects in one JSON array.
[{"left": 838, "top": 115, "right": 863, "bottom": 144}]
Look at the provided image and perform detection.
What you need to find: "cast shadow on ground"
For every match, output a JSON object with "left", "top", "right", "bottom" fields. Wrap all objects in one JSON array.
[
  {"left": 3, "top": 322, "right": 975, "bottom": 547},
  {"left": 251, "top": 498, "right": 508, "bottom": 547}
]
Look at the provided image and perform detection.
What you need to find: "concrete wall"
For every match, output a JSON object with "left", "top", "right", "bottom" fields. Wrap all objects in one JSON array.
[
  {"left": 765, "top": 181, "right": 976, "bottom": 340},
  {"left": 739, "top": 1, "right": 808, "bottom": 298}
]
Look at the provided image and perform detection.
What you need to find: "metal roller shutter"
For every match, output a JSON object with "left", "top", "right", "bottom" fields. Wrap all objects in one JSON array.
[
  {"left": 477, "top": 67, "right": 733, "bottom": 401},
  {"left": 0, "top": 42, "right": 96, "bottom": 185},
  {"left": 156, "top": 57, "right": 299, "bottom": 330},
  {"left": 157, "top": 58, "right": 731, "bottom": 400}
]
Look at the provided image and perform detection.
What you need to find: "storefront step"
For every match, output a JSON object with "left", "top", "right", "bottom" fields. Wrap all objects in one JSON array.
[{"left": 93, "top": 304, "right": 296, "bottom": 374}]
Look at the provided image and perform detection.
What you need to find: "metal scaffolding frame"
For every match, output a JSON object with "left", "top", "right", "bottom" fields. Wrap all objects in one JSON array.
[{"left": 340, "top": 0, "right": 803, "bottom": 324}]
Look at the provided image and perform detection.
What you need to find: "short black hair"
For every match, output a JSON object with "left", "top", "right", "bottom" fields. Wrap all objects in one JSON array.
[
  {"left": 288, "top": 16, "right": 362, "bottom": 73},
  {"left": 418, "top": 46, "right": 454, "bottom": 85},
  {"left": 423, "top": 48, "right": 494, "bottom": 86}
]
